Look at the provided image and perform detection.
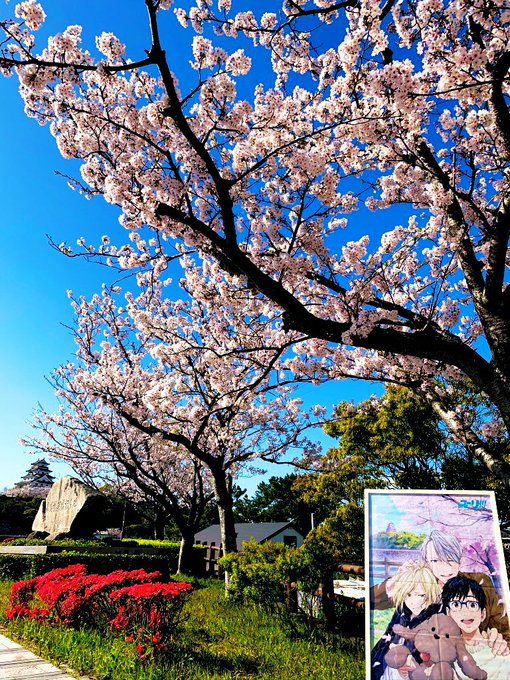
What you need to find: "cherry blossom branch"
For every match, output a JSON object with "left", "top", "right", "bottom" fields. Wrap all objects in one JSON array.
[
  {"left": 489, "top": 51, "right": 510, "bottom": 162},
  {"left": 422, "top": 386, "right": 510, "bottom": 487}
]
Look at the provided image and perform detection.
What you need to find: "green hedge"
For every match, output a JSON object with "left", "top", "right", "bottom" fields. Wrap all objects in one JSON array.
[
  {"left": 0, "top": 544, "right": 208, "bottom": 580},
  {"left": 5, "top": 538, "right": 101, "bottom": 547},
  {"left": 0, "top": 552, "right": 173, "bottom": 582},
  {"left": 0, "top": 555, "right": 32, "bottom": 581}
]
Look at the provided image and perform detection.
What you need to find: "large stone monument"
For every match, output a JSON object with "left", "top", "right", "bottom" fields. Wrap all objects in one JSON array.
[{"left": 31, "top": 476, "right": 107, "bottom": 540}]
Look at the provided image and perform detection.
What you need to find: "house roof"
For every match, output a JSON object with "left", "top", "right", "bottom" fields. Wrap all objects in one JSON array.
[{"left": 194, "top": 521, "right": 302, "bottom": 551}]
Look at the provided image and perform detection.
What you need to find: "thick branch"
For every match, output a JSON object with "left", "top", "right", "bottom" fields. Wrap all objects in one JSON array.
[
  {"left": 489, "top": 51, "right": 510, "bottom": 162},
  {"left": 484, "top": 201, "right": 510, "bottom": 310},
  {"left": 114, "top": 400, "right": 218, "bottom": 470},
  {"left": 286, "top": 0, "right": 357, "bottom": 18},
  {"left": 145, "top": 1, "right": 237, "bottom": 244},
  {"left": 417, "top": 142, "right": 485, "bottom": 301},
  {"left": 424, "top": 389, "right": 510, "bottom": 488},
  {"left": 0, "top": 54, "right": 153, "bottom": 74},
  {"left": 155, "top": 207, "right": 505, "bottom": 420}
]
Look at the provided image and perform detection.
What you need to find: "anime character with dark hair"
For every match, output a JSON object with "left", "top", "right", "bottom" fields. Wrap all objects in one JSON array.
[{"left": 441, "top": 574, "right": 510, "bottom": 678}]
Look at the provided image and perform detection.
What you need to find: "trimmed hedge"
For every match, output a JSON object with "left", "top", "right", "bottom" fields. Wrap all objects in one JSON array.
[
  {"left": 0, "top": 552, "right": 173, "bottom": 582},
  {"left": 0, "top": 555, "right": 32, "bottom": 581},
  {"left": 0, "top": 543, "right": 207, "bottom": 580},
  {"left": 5, "top": 538, "right": 102, "bottom": 547}
]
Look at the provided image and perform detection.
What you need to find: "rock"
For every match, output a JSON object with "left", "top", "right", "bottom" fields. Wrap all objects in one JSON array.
[
  {"left": 32, "top": 476, "right": 107, "bottom": 539},
  {"left": 27, "top": 531, "right": 49, "bottom": 540}
]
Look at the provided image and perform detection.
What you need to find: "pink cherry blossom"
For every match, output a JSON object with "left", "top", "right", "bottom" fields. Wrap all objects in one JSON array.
[{"left": 1, "top": 0, "right": 510, "bottom": 484}]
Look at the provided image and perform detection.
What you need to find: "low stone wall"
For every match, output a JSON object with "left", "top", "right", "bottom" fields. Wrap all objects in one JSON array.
[
  {"left": 0, "top": 546, "right": 47, "bottom": 555},
  {"left": 0, "top": 545, "right": 165, "bottom": 555}
]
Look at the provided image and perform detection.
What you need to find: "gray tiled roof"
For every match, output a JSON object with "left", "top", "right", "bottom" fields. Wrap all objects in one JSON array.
[{"left": 194, "top": 521, "right": 302, "bottom": 550}]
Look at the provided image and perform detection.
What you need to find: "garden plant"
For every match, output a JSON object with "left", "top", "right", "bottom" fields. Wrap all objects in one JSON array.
[{"left": 5, "top": 563, "right": 192, "bottom": 659}]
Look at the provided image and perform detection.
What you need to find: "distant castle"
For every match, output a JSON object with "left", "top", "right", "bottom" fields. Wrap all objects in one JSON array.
[{"left": 5, "top": 459, "right": 55, "bottom": 498}]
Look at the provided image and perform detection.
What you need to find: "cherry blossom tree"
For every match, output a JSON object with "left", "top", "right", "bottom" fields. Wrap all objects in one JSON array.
[
  {"left": 26, "top": 399, "right": 214, "bottom": 573},
  {"left": 2, "top": 0, "right": 510, "bottom": 480},
  {"left": 25, "top": 276, "right": 322, "bottom": 559}
]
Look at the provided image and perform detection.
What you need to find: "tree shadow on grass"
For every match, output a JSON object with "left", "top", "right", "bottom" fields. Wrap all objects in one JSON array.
[{"left": 168, "top": 644, "right": 261, "bottom": 679}]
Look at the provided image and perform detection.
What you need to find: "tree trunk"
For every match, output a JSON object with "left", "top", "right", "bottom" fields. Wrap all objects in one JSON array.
[
  {"left": 210, "top": 468, "right": 237, "bottom": 555},
  {"left": 177, "top": 528, "right": 197, "bottom": 575},
  {"left": 210, "top": 466, "right": 237, "bottom": 590},
  {"left": 153, "top": 509, "right": 166, "bottom": 539},
  {"left": 320, "top": 567, "right": 337, "bottom": 631}
]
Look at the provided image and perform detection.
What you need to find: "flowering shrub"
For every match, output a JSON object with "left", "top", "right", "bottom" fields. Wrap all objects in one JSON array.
[
  {"left": 7, "top": 563, "right": 162, "bottom": 627},
  {"left": 6, "top": 564, "right": 192, "bottom": 658},
  {"left": 109, "top": 581, "right": 193, "bottom": 658}
]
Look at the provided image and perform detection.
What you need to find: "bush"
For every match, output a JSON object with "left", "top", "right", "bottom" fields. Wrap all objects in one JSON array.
[
  {"left": 7, "top": 564, "right": 161, "bottom": 626},
  {"left": 109, "top": 581, "right": 192, "bottom": 659},
  {"left": 0, "top": 540, "right": 207, "bottom": 577},
  {"left": 0, "top": 552, "right": 173, "bottom": 581},
  {"left": 5, "top": 538, "right": 98, "bottom": 547},
  {"left": 219, "top": 541, "right": 296, "bottom": 607},
  {"left": 124, "top": 539, "right": 178, "bottom": 549},
  {"left": 0, "top": 555, "right": 34, "bottom": 581},
  {"left": 6, "top": 564, "right": 192, "bottom": 659},
  {"left": 219, "top": 537, "right": 365, "bottom": 637}
]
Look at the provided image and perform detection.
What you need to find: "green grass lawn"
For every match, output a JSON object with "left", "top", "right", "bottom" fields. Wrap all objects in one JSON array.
[{"left": 0, "top": 580, "right": 364, "bottom": 680}]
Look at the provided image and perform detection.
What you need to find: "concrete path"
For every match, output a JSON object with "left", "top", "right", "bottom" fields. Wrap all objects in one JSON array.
[{"left": 0, "top": 634, "right": 77, "bottom": 679}]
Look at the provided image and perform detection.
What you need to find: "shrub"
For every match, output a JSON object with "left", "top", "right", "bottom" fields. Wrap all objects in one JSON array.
[
  {"left": 5, "top": 538, "right": 97, "bottom": 547},
  {"left": 219, "top": 538, "right": 364, "bottom": 637},
  {"left": 0, "top": 552, "right": 172, "bottom": 581},
  {"left": 0, "top": 539, "right": 207, "bottom": 575},
  {"left": 109, "top": 581, "right": 192, "bottom": 659},
  {"left": 0, "top": 555, "right": 34, "bottom": 581},
  {"left": 33, "top": 552, "right": 173, "bottom": 580},
  {"left": 219, "top": 540, "right": 295, "bottom": 607},
  {"left": 7, "top": 564, "right": 161, "bottom": 624},
  {"left": 6, "top": 564, "right": 192, "bottom": 659}
]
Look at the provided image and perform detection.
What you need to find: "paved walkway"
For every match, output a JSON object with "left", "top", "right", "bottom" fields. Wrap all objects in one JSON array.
[{"left": 0, "top": 634, "right": 77, "bottom": 680}]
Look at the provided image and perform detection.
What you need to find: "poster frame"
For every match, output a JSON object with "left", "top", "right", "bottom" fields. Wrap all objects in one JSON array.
[{"left": 364, "top": 488, "right": 510, "bottom": 678}]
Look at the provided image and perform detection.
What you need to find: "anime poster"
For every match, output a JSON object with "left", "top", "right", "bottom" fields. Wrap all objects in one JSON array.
[{"left": 365, "top": 490, "right": 510, "bottom": 680}]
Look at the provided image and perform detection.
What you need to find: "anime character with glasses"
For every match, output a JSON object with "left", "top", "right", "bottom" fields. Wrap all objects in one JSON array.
[{"left": 442, "top": 575, "right": 510, "bottom": 679}]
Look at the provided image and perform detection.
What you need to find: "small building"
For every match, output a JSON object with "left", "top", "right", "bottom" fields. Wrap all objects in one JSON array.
[{"left": 194, "top": 521, "right": 304, "bottom": 551}]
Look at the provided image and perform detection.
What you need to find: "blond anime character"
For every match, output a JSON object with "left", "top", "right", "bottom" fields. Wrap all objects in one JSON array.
[{"left": 371, "top": 561, "right": 441, "bottom": 680}]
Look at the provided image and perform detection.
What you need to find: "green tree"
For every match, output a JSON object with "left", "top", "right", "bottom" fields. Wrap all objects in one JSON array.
[
  {"left": 0, "top": 496, "right": 44, "bottom": 535},
  {"left": 323, "top": 384, "right": 448, "bottom": 491},
  {"left": 295, "top": 384, "right": 510, "bottom": 563},
  {"left": 372, "top": 530, "right": 427, "bottom": 550},
  {"left": 234, "top": 474, "right": 313, "bottom": 537}
]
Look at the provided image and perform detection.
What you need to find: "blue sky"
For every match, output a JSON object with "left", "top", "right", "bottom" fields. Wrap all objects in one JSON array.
[{"left": 0, "top": 0, "right": 382, "bottom": 495}]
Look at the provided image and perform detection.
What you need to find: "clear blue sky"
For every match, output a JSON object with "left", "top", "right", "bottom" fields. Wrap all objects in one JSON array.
[{"left": 0, "top": 0, "right": 381, "bottom": 495}]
